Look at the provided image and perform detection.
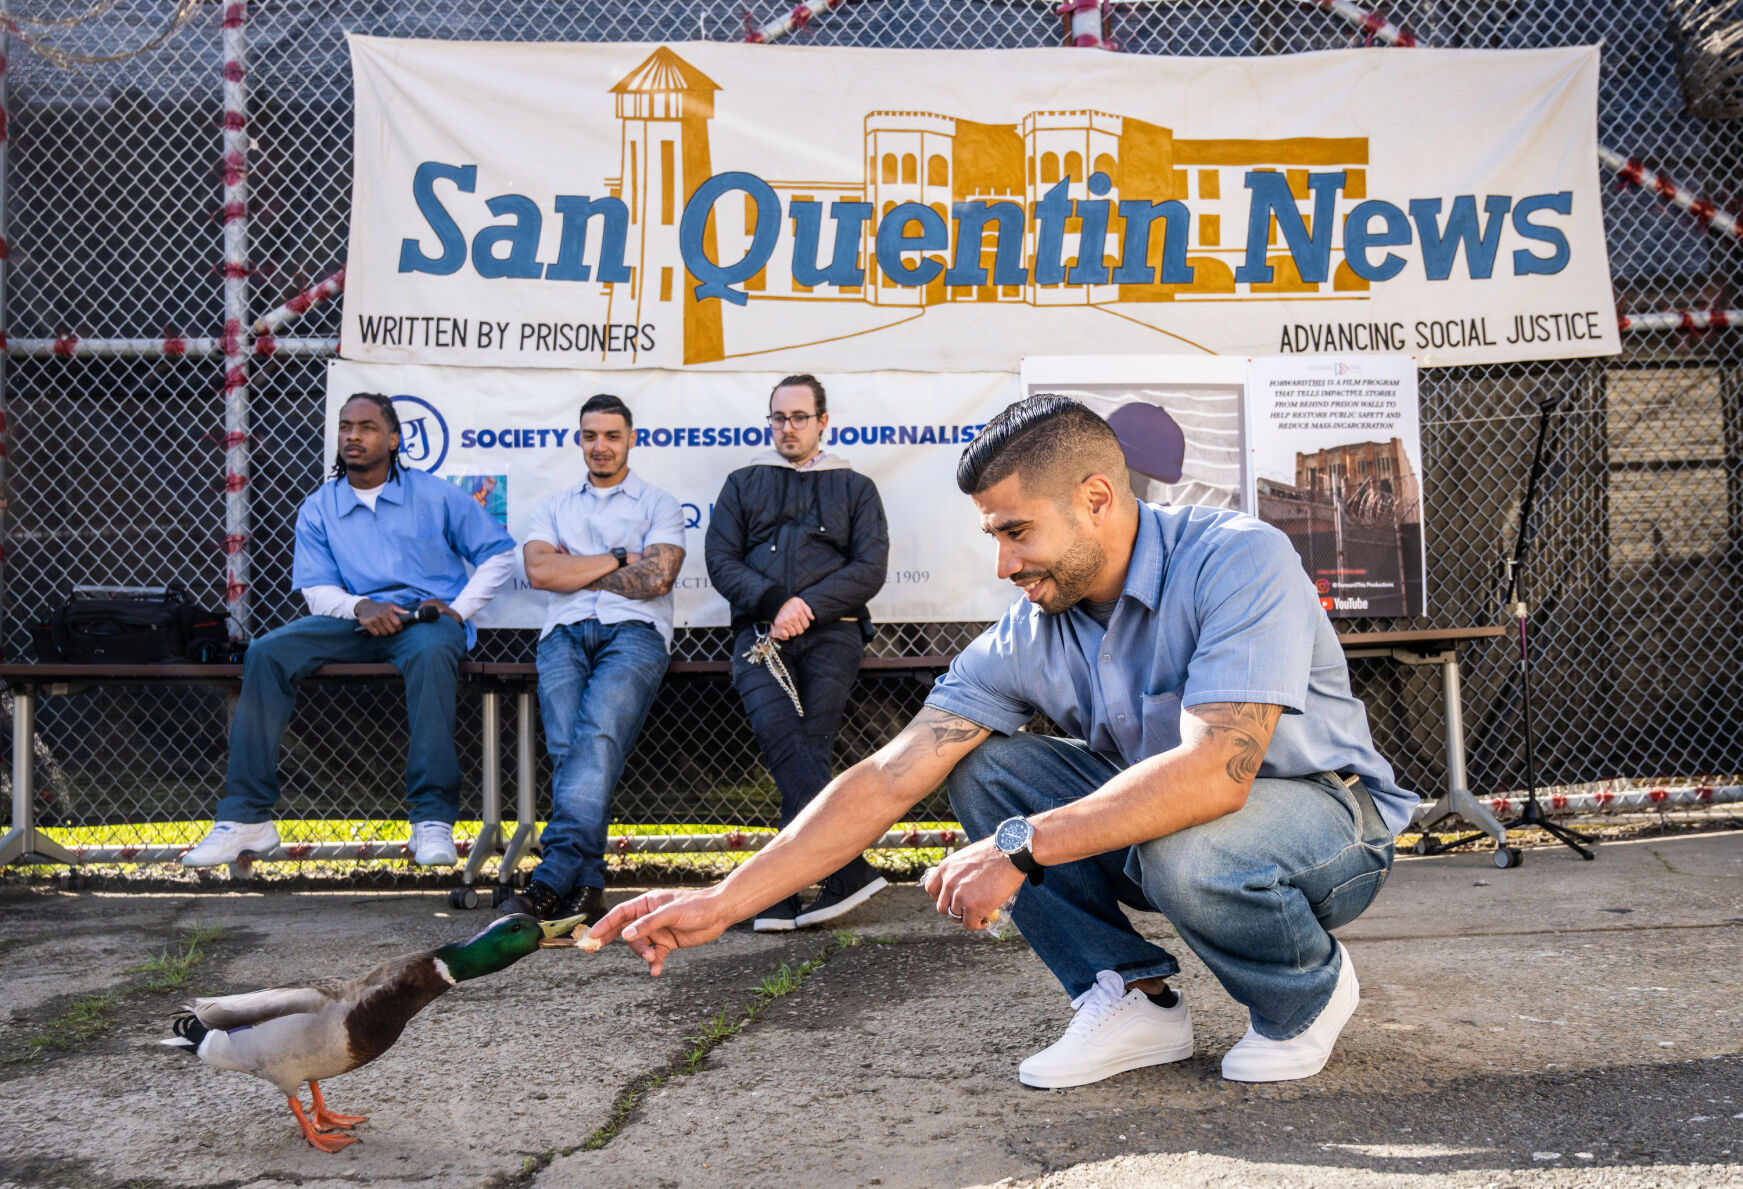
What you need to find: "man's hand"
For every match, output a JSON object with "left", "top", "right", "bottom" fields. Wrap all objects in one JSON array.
[
  {"left": 770, "top": 596, "right": 814, "bottom": 641},
  {"left": 923, "top": 836, "right": 1025, "bottom": 931},
  {"left": 418, "top": 598, "right": 463, "bottom": 627},
  {"left": 354, "top": 598, "right": 406, "bottom": 636},
  {"left": 585, "top": 888, "right": 730, "bottom": 976}
]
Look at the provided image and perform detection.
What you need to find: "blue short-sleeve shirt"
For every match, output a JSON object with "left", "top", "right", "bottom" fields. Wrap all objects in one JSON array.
[
  {"left": 522, "top": 471, "right": 687, "bottom": 649},
  {"left": 925, "top": 502, "right": 1417, "bottom": 835},
  {"left": 290, "top": 469, "right": 516, "bottom": 647}
]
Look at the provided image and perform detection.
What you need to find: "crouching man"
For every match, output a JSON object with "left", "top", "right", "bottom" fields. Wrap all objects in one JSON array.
[
  {"left": 592, "top": 395, "right": 1416, "bottom": 1088},
  {"left": 184, "top": 392, "right": 517, "bottom": 869}
]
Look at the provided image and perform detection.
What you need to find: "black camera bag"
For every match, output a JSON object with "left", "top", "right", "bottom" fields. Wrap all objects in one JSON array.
[{"left": 34, "top": 587, "right": 230, "bottom": 664}]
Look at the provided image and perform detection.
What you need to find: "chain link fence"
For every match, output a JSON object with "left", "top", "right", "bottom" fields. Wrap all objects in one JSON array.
[{"left": 1, "top": 0, "right": 1739, "bottom": 882}]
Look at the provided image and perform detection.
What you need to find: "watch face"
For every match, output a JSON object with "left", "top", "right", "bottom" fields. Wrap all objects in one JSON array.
[{"left": 994, "top": 818, "right": 1032, "bottom": 854}]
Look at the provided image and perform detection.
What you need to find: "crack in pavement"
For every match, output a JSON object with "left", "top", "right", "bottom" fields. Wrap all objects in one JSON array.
[
  {"left": 493, "top": 931, "right": 856, "bottom": 1189},
  {"left": 1350, "top": 918, "right": 1743, "bottom": 942}
]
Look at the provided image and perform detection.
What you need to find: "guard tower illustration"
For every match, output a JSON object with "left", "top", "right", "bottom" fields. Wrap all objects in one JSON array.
[{"left": 610, "top": 47, "right": 725, "bottom": 364}]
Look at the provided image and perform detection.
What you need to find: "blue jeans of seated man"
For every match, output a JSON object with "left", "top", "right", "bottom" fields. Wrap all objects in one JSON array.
[
  {"left": 730, "top": 620, "right": 863, "bottom": 828},
  {"left": 533, "top": 619, "right": 667, "bottom": 894},
  {"left": 216, "top": 614, "right": 468, "bottom": 826},
  {"left": 948, "top": 731, "right": 1395, "bottom": 1041}
]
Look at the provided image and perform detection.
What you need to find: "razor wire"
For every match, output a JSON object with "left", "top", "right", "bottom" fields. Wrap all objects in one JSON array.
[{"left": 0, "top": 0, "right": 1738, "bottom": 878}]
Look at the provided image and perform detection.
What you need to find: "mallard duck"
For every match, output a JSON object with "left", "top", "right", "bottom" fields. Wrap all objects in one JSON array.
[{"left": 160, "top": 911, "right": 583, "bottom": 1151}]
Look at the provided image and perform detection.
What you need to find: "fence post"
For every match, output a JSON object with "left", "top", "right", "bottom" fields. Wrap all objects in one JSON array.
[
  {"left": 220, "top": 1, "right": 252, "bottom": 638},
  {"left": 0, "top": 29, "right": 11, "bottom": 645},
  {"left": 1060, "top": 0, "right": 1112, "bottom": 49}
]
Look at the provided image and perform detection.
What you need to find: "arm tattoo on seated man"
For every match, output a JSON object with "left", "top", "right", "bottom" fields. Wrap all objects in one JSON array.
[
  {"left": 590, "top": 543, "right": 686, "bottom": 600},
  {"left": 1193, "top": 702, "right": 1283, "bottom": 784}
]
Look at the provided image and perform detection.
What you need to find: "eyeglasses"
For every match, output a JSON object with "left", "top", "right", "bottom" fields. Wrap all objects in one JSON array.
[{"left": 767, "top": 412, "right": 818, "bottom": 429}]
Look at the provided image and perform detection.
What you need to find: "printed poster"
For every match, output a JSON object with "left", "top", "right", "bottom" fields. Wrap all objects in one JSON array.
[{"left": 1245, "top": 355, "right": 1426, "bottom": 617}]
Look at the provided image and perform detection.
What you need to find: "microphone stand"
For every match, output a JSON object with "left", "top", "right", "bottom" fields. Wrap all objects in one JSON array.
[{"left": 1497, "top": 399, "right": 1596, "bottom": 865}]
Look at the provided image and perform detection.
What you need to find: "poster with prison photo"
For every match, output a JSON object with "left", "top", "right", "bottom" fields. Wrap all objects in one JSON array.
[
  {"left": 1018, "top": 356, "right": 1249, "bottom": 511},
  {"left": 1244, "top": 355, "right": 1426, "bottom": 618}
]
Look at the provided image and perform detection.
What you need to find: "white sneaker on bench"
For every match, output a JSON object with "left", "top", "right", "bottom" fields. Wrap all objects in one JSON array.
[
  {"left": 411, "top": 821, "right": 458, "bottom": 867},
  {"left": 181, "top": 821, "right": 280, "bottom": 868}
]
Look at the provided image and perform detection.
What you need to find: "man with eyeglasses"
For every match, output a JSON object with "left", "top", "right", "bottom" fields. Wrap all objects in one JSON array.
[{"left": 706, "top": 374, "right": 890, "bottom": 932}]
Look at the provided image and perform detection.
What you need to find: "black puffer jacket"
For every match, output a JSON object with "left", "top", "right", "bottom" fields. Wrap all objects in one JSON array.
[{"left": 705, "top": 455, "right": 889, "bottom": 635}]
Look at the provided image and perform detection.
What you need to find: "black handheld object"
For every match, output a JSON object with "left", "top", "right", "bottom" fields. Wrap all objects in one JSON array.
[{"left": 352, "top": 603, "right": 442, "bottom": 634}]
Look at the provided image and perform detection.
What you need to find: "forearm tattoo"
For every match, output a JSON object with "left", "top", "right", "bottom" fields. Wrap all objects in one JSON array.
[
  {"left": 589, "top": 543, "right": 685, "bottom": 600},
  {"left": 1192, "top": 702, "right": 1282, "bottom": 784}
]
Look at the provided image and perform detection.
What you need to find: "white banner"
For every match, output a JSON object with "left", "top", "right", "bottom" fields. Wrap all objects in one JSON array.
[
  {"left": 323, "top": 363, "right": 1022, "bottom": 629},
  {"left": 345, "top": 39, "right": 1618, "bottom": 371}
]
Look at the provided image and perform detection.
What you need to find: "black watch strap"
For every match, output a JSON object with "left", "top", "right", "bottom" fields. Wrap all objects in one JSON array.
[
  {"left": 1009, "top": 848, "right": 1044, "bottom": 885},
  {"left": 611, "top": 547, "right": 629, "bottom": 569}
]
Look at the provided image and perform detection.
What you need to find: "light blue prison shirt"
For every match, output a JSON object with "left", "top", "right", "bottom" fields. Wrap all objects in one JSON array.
[
  {"left": 522, "top": 471, "right": 687, "bottom": 649},
  {"left": 291, "top": 469, "right": 516, "bottom": 648},
  {"left": 925, "top": 501, "right": 1417, "bottom": 835}
]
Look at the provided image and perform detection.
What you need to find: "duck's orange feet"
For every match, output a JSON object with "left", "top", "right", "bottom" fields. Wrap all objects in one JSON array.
[
  {"left": 289, "top": 1097, "right": 360, "bottom": 1152},
  {"left": 310, "top": 1080, "right": 369, "bottom": 1130}
]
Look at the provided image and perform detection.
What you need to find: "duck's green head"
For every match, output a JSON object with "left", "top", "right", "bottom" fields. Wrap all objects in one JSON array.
[{"left": 434, "top": 913, "right": 587, "bottom": 981}]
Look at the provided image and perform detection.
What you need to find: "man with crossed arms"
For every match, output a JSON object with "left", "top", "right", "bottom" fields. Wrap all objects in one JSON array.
[{"left": 592, "top": 395, "right": 1414, "bottom": 1087}]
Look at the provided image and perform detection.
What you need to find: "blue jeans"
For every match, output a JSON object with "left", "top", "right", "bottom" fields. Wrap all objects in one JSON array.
[
  {"left": 949, "top": 732, "right": 1395, "bottom": 1041},
  {"left": 532, "top": 619, "right": 667, "bottom": 894},
  {"left": 217, "top": 614, "right": 468, "bottom": 825},
  {"left": 730, "top": 620, "right": 863, "bottom": 828}
]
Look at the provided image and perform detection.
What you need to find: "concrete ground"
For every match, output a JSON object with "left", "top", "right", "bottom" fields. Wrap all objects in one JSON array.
[{"left": 1, "top": 831, "right": 1740, "bottom": 1189}]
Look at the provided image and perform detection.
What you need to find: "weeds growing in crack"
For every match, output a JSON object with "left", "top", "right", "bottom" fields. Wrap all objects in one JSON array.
[
  {"left": 132, "top": 923, "right": 224, "bottom": 993},
  {"left": 572, "top": 931, "right": 860, "bottom": 1154},
  {"left": 5, "top": 922, "right": 226, "bottom": 1064},
  {"left": 10, "top": 992, "right": 120, "bottom": 1063}
]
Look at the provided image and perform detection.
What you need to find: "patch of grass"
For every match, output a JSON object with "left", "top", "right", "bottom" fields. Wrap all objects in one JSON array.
[
  {"left": 3, "top": 922, "right": 229, "bottom": 1066},
  {"left": 131, "top": 923, "right": 224, "bottom": 993},
  {"left": 571, "top": 931, "right": 856, "bottom": 1155},
  {"left": 10, "top": 991, "right": 120, "bottom": 1063}
]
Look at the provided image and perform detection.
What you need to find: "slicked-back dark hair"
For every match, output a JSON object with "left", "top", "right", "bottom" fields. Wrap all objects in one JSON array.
[
  {"left": 956, "top": 394, "right": 1126, "bottom": 497},
  {"left": 332, "top": 392, "right": 403, "bottom": 481},
  {"left": 580, "top": 392, "right": 634, "bottom": 429},
  {"left": 771, "top": 374, "right": 827, "bottom": 417}
]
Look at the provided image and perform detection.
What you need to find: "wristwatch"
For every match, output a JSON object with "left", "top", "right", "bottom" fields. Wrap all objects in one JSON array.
[
  {"left": 993, "top": 816, "right": 1044, "bottom": 885},
  {"left": 610, "top": 547, "right": 629, "bottom": 569}
]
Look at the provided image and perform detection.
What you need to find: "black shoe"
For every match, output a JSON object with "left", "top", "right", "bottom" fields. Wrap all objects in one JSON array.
[
  {"left": 560, "top": 885, "right": 608, "bottom": 927},
  {"left": 752, "top": 894, "right": 802, "bottom": 933},
  {"left": 497, "top": 879, "right": 563, "bottom": 920},
  {"left": 795, "top": 860, "right": 888, "bottom": 928}
]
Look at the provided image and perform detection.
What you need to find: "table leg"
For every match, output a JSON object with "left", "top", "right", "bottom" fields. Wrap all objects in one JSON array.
[
  {"left": 461, "top": 690, "right": 502, "bottom": 886},
  {"left": 0, "top": 689, "right": 77, "bottom": 867},
  {"left": 498, "top": 690, "right": 539, "bottom": 881},
  {"left": 1415, "top": 652, "right": 1508, "bottom": 846}
]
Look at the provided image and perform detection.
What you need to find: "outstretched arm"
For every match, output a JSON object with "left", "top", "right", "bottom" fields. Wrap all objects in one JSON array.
[{"left": 588, "top": 707, "right": 991, "bottom": 974}]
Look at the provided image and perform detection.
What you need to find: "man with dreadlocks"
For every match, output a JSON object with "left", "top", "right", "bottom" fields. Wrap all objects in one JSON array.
[{"left": 184, "top": 392, "right": 517, "bottom": 869}]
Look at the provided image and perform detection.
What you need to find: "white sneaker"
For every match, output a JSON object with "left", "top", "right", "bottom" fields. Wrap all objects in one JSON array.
[
  {"left": 410, "top": 822, "right": 458, "bottom": 867},
  {"left": 1221, "top": 942, "right": 1359, "bottom": 1083},
  {"left": 181, "top": 821, "right": 280, "bottom": 868},
  {"left": 1018, "top": 969, "right": 1194, "bottom": 1089}
]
